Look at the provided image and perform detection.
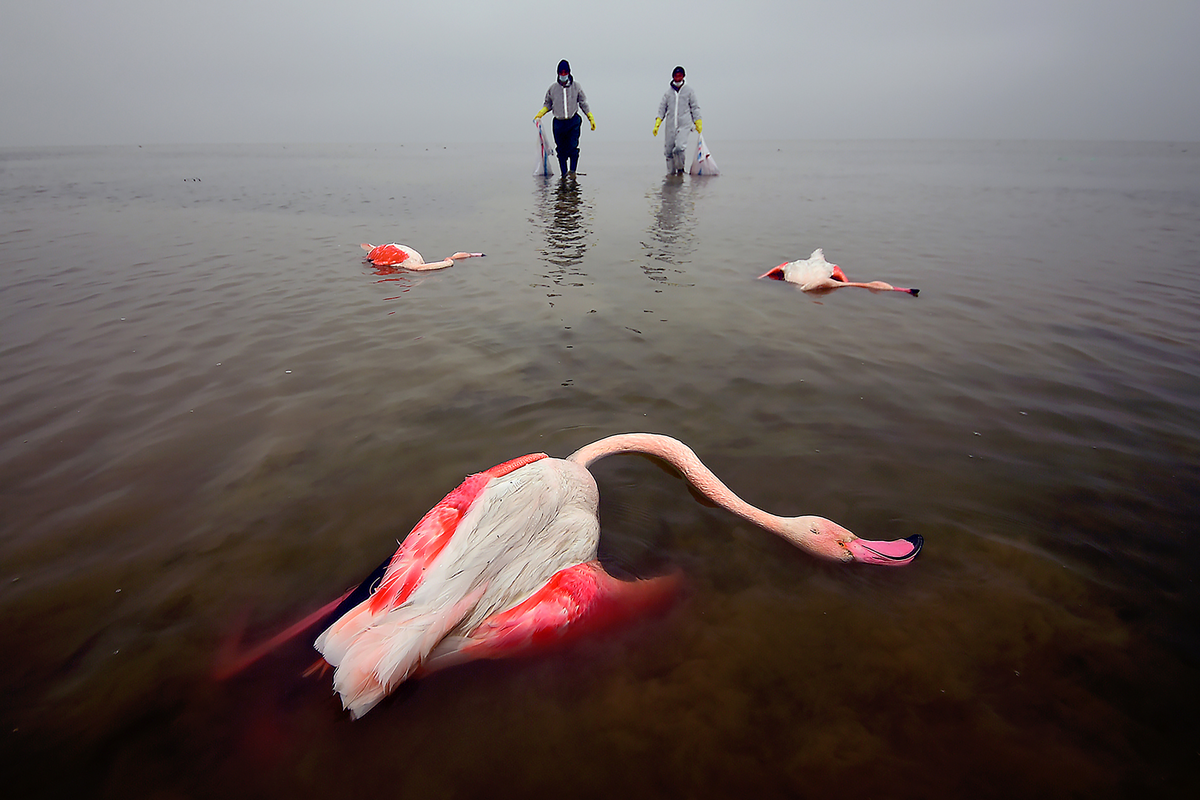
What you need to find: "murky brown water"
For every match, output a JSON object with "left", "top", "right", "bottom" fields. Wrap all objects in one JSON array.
[{"left": 2, "top": 140, "right": 1198, "bottom": 797}]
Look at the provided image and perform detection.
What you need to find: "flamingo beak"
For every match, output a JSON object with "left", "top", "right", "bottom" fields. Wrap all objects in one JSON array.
[
  {"left": 830, "top": 265, "right": 848, "bottom": 282},
  {"left": 847, "top": 534, "right": 923, "bottom": 566},
  {"left": 758, "top": 264, "right": 786, "bottom": 280}
]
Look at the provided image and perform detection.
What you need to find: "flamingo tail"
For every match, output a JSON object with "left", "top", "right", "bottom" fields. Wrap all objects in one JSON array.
[
  {"left": 325, "top": 588, "right": 484, "bottom": 718},
  {"left": 314, "top": 598, "right": 385, "bottom": 668}
]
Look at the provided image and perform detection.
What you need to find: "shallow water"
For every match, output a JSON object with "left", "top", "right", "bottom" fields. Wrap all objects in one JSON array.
[{"left": 1, "top": 139, "right": 1198, "bottom": 797}]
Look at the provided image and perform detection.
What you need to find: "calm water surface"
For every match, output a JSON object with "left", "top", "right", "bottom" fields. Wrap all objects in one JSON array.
[{"left": 1, "top": 140, "right": 1198, "bottom": 798}]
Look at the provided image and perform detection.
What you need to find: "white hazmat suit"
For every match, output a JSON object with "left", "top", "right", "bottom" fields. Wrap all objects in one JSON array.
[{"left": 657, "top": 83, "right": 701, "bottom": 174}]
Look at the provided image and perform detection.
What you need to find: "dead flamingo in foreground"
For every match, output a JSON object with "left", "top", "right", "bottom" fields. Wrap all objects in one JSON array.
[
  {"left": 361, "top": 242, "right": 485, "bottom": 271},
  {"left": 268, "top": 432, "right": 921, "bottom": 718},
  {"left": 760, "top": 248, "right": 919, "bottom": 295},
  {"left": 214, "top": 435, "right": 922, "bottom": 716}
]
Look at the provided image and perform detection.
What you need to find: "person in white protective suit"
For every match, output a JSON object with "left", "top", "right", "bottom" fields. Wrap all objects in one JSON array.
[{"left": 654, "top": 66, "right": 702, "bottom": 175}]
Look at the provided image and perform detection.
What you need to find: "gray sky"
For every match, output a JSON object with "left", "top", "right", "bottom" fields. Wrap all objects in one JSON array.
[{"left": 2, "top": 0, "right": 1197, "bottom": 146}]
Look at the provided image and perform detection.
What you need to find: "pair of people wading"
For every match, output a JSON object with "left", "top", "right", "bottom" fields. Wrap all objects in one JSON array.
[{"left": 534, "top": 62, "right": 703, "bottom": 176}]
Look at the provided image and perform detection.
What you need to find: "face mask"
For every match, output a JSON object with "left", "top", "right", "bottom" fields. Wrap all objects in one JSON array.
[
  {"left": 558, "top": 74, "right": 570, "bottom": 84},
  {"left": 672, "top": 79, "right": 684, "bottom": 88}
]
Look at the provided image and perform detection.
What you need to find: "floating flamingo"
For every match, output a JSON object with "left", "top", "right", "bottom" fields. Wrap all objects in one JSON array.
[
  {"left": 300, "top": 433, "right": 922, "bottom": 718},
  {"left": 760, "top": 248, "right": 919, "bottom": 295},
  {"left": 361, "top": 243, "right": 485, "bottom": 271}
]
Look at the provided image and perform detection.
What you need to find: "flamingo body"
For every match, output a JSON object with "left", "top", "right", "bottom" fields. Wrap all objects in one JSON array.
[
  {"left": 362, "top": 243, "right": 422, "bottom": 267},
  {"left": 314, "top": 453, "right": 605, "bottom": 717},
  {"left": 760, "top": 248, "right": 918, "bottom": 296},
  {"left": 308, "top": 433, "right": 922, "bottom": 718},
  {"left": 361, "top": 243, "right": 485, "bottom": 271}
]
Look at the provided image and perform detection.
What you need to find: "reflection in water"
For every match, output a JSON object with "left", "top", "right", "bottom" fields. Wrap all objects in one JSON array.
[
  {"left": 642, "top": 175, "right": 699, "bottom": 283},
  {"left": 531, "top": 175, "right": 594, "bottom": 293},
  {"left": 364, "top": 261, "right": 416, "bottom": 314}
]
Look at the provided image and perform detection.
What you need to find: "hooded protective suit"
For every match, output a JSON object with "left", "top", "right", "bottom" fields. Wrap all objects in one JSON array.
[
  {"left": 543, "top": 76, "right": 591, "bottom": 122},
  {"left": 540, "top": 60, "right": 592, "bottom": 174},
  {"left": 657, "top": 83, "right": 701, "bottom": 173}
]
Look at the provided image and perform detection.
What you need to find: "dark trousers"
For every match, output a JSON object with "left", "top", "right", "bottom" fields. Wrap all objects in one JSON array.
[{"left": 552, "top": 114, "right": 582, "bottom": 173}]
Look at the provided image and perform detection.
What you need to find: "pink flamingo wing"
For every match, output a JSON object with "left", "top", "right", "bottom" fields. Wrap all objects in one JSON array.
[
  {"left": 758, "top": 264, "right": 788, "bottom": 280},
  {"left": 368, "top": 454, "right": 550, "bottom": 613},
  {"left": 431, "top": 561, "right": 680, "bottom": 665},
  {"left": 465, "top": 563, "right": 600, "bottom": 651},
  {"left": 481, "top": 452, "right": 548, "bottom": 478},
  {"left": 368, "top": 244, "right": 410, "bottom": 266},
  {"left": 211, "top": 588, "right": 355, "bottom": 679}
]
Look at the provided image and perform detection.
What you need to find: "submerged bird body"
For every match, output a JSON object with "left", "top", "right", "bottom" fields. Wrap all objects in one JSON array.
[
  {"left": 760, "top": 248, "right": 918, "bottom": 296},
  {"left": 361, "top": 243, "right": 485, "bottom": 271},
  {"left": 314, "top": 453, "right": 605, "bottom": 716},
  {"left": 310, "top": 433, "right": 923, "bottom": 718}
]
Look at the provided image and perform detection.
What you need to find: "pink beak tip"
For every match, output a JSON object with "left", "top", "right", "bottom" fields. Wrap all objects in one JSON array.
[{"left": 849, "top": 534, "right": 923, "bottom": 565}]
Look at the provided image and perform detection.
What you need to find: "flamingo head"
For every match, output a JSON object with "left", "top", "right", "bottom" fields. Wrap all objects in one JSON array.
[{"left": 785, "top": 516, "right": 923, "bottom": 566}]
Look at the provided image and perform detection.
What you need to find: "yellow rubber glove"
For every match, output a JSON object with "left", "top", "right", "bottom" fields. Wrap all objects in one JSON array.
[
  {"left": 534, "top": 107, "right": 548, "bottom": 122},
  {"left": 653, "top": 118, "right": 662, "bottom": 136},
  {"left": 587, "top": 112, "right": 596, "bottom": 131},
  {"left": 695, "top": 119, "right": 703, "bottom": 134}
]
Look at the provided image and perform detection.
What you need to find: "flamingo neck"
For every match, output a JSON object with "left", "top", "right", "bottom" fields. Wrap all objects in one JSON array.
[
  {"left": 406, "top": 258, "right": 452, "bottom": 271},
  {"left": 566, "top": 433, "right": 789, "bottom": 534}
]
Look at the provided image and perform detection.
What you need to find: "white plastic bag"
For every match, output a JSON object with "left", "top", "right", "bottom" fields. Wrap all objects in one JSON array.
[
  {"left": 689, "top": 133, "right": 720, "bottom": 176},
  {"left": 534, "top": 119, "right": 557, "bottom": 176}
]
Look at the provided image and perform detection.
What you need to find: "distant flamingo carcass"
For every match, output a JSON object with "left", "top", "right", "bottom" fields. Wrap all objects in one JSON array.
[
  {"left": 299, "top": 432, "right": 922, "bottom": 718},
  {"left": 760, "top": 249, "right": 919, "bottom": 295},
  {"left": 361, "top": 243, "right": 485, "bottom": 271}
]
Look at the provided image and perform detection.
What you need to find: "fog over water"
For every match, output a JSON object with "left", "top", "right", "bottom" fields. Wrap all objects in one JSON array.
[{"left": 2, "top": 1, "right": 1199, "bottom": 147}]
